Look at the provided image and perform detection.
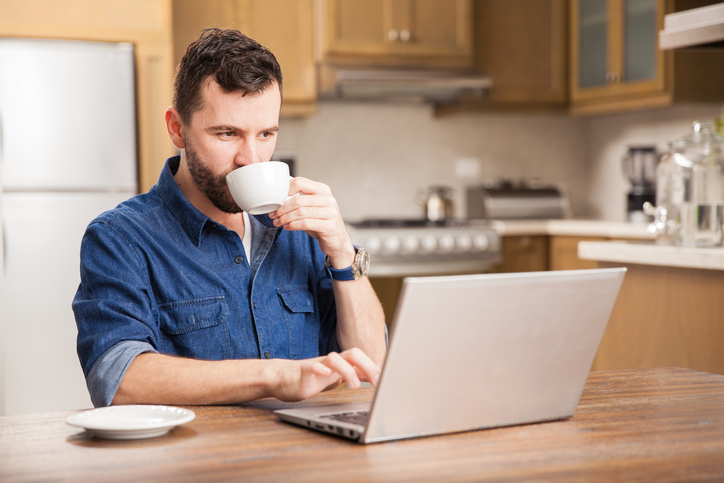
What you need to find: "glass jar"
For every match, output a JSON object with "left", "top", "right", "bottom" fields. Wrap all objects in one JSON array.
[{"left": 649, "top": 121, "right": 724, "bottom": 246}]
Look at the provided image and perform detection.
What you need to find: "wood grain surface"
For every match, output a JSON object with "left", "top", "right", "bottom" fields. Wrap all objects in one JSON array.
[
  {"left": 2, "top": 367, "right": 724, "bottom": 482},
  {"left": 593, "top": 262, "right": 724, "bottom": 374}
]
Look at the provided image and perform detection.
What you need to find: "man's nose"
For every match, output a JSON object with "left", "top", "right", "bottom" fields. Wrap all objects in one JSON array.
[{"left": 234, "top": 140, "right": 261, "bottom": 167}]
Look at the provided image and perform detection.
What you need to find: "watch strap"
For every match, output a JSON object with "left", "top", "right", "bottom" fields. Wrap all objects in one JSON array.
[
  {"left": 325, "top": 245, "right": 362, "bottom": 281},
  {"left": 325, "top": 263, "right": 358, "bottom": 281}
]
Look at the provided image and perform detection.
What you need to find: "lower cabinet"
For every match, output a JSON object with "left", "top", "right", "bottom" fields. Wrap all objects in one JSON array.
[
  {"left": 548, "top": 235, "right": 605, "bottom": 270},
  {"left": 492, "top": 235, "right": 607, "bottom": 273},
  {"left": 492, "top": 235, "right": 550, "bottom": 273},
  {"left": 369, "top": 277, "right": 404, "bottom": 332},
  {"left": 592, "top": 261, "right": 724, "bottom": 375}
]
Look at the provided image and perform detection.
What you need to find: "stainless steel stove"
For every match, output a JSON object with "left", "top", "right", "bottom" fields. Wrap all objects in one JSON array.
[{"left": 347, "top": 219, "right": 501, "bottom": 277}]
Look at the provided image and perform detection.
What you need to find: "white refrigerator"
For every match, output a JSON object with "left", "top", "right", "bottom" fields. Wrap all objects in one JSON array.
[{"left": 0, "top": 38, "right": 138, "bottom": 415}]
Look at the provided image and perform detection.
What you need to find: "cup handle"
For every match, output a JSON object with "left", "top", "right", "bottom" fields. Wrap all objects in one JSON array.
[{"left": 287, "top": 176, "right": 304, "bottom": 201}]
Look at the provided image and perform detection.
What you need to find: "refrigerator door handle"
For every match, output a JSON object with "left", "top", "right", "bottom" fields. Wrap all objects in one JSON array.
[
  {"left": 0, "top": 102, "right": 4, "bottom": 169},
  {"left": 1, "top": 105, "right": 4, "bottom": 267},
  {"left": 2, "top": 219, "right": 5, "bottom": 269}
]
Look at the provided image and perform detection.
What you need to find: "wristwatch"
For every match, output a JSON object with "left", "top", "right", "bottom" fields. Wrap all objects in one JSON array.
[{"left": 324, "top": 245, "right": 370, "bottom": 281}]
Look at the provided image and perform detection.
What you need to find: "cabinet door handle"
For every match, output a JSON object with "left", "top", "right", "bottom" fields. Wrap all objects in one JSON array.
[
  {"left": 606, "top": 72, "right": 621, "bottom": 84},
  {"left": 388, "top": 29, "right": 399, "bottom": 41},
  {"left": 400, "top": 29, "right": 411, "bottom": 42}
]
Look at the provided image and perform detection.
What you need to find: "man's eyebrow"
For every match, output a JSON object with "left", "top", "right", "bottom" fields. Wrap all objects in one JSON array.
[
  {"left": 207, "top": 125, "right": 279, "bottom": 133},
  {"left": 208, "top": 125, "right": 238, "bottom": 132}
]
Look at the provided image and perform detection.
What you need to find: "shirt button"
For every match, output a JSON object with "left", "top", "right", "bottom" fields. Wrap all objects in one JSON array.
[
  {"left": 264, "top": 351, "right": 271, "bottom": 359},
  {"left": 234, "top": 255, "right": 244, "bottom": 264}
]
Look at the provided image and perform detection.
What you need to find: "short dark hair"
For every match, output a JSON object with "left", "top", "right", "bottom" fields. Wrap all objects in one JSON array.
[{"left": 173, "top": 28, "right": 283, "bottom": 125}]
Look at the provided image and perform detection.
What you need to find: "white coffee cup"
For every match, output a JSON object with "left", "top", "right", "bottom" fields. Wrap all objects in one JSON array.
[{"left": 226, "top": 161, "right": 292, "bottom": 215}]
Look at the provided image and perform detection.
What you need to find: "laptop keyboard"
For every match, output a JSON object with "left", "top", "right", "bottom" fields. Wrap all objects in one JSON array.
[{"left": 319, "top": 410, "right": 369, "bottom": 426}]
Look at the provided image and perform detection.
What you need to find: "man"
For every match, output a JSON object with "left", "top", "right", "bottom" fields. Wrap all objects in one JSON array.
[{"left": 73, "top": 28, "right": 387, "bottom": 407}]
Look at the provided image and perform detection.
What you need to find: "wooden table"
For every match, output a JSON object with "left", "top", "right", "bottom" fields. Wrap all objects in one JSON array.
[{"left": 2, "top": 367, "right": 724, "bottom": 482}]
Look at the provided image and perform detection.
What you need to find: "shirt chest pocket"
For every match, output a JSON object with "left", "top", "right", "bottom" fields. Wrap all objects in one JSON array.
[
  {"left": 277, "top": 285, "right": 317, "bottom": 359},
  {"left": 158, "top": 296, "right": 230, "bottom": 360}
]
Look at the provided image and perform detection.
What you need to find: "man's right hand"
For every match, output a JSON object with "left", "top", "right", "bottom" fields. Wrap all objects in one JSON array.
[
  {"left": 113, "top": 347, "right": 381, "bottom": 406},
  {"left": 270, "top": 347, "right": 382, "bottom": 402}
]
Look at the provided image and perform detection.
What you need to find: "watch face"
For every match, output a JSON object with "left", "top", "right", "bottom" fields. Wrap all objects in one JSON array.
[{"left": 357, "top": 248, "right": 370, "bottom": 277}]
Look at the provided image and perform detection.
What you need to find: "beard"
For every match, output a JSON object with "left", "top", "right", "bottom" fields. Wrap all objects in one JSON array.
[{"left": 185, "top": 138, "right": 242, "bottom": 214}]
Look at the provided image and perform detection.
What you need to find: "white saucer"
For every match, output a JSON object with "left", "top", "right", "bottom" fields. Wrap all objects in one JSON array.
[{"left": 66, "top": 405, "right": 196, "bottom": 440}]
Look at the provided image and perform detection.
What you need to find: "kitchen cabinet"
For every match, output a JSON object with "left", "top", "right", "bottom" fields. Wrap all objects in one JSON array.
[
  {"left": 315, "top": 0, "right": 473, "bottom": 67},
  {"left": 172, "top": 0, "right": 316, "bottom": 117},
  {"left": 0, "top": 0, "right": 176, "bottom": 193},
  {"left": 492, "top": 236, "right": 550, "bottom": 273},
  {"left": 570, "top": 0, "right": 724, "bottom": 116},
  {"left": 494, "top": 234, "right": 642, "bottom": 273},
  {"left": 370, "top": 277, "right": 404, "bottom": 332},
  {"left": 549, "top": 235, "right": 603, "bottom": 270},
  {"left": 590, "top": 261, "right": 724, "bottom": 375},
  {"left": 579, "top": 241, "right": 724, "bottom": 374},
  {"left": 468, "top": 0, "right": 568, "bottom": 109}
]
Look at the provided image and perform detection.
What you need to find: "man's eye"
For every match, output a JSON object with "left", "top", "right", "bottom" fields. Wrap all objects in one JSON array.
[
  {"left": 219, "top": 131, "right": 235, "bottom": 138},
  {"left": 260, "top": 132, "right": 274, "bottom": 139}
]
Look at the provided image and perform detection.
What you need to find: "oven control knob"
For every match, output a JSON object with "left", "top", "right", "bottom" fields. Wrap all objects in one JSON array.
[
  {"left": 439, "top": 234, "right": 455, "bottom": 252},
  {"left": 383, "top": 236, "right": 400, "bottom": 254},
  {"left": 421, "top": 235, "right": 437, "bottom": 252},
  {"left": 402, "top": 236, "right": 419, "bottom": 254},
  {"left": 366, "top": 236, "right": 382, "bottom": 254},
  {"left": 472, "top": 234, "right": 489, "bottom": 250},
  {"left": 456, "top": 234, "right": 472, "bottom": 251}
]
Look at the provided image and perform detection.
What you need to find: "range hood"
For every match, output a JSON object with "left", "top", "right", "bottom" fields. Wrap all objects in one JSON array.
[
  {"left": 317, "top": 64, "right": 492, "bottom": 104},
  {"left": 659, "top": 2, "right": 724, "bottom": 49}
]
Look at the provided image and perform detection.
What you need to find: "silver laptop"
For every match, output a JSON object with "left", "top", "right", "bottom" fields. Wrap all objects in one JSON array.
[{"left": 274, "top": 268, "right": 626, "bottom": 444}]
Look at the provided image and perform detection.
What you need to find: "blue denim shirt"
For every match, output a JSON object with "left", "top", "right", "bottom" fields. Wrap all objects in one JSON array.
[{"left": 73, "top": 156, "right": 340, "bottom": 407}]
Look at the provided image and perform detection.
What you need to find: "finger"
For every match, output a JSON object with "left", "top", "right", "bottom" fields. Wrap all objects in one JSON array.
[
  {"left": 310, "top": 360, "right": 333, "bottom": 377},
  {"left": 290, "top": 177, "right": 332, "bottom": 197},
  {"left": 340, "top": 348, "right": 382, "bottom": 387},
  {"left": 322, "top": 352, "right": 361, "bottom": 389},
  {"left": 269, "top": 194, "right": 330, "bottom": 220},
  {"left": 276, "top": 214, "right": 334, "bottom": 233},
  {"left": 273, "top": 204, "right": 331, "bottom": 226}
]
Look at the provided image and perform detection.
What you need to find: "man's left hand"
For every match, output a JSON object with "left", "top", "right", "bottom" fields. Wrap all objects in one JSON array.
[{"left": 268, "top": 177, "right": 355, "bottom": 268}]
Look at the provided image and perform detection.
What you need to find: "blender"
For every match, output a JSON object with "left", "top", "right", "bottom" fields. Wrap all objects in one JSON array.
[{"left": 622, "top": 146, "right": 658, "bottom": 223}]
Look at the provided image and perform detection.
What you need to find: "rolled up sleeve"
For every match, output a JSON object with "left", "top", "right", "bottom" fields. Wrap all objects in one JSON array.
[{"left": 86, "top": 340, "right": 158, "bottom": 407}]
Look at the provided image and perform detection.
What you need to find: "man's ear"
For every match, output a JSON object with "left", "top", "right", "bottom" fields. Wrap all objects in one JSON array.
[{"left": 165, "top": 107, "right": 186, "bottom": 149}]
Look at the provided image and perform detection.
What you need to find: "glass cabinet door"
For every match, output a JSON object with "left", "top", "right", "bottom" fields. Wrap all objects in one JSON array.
[
  {"left": 571, "top": 0, "right": 665, "bottom": 110},
  {"left": 624, "top": 0, "right": 657, "bottom": 83},
  {"left": 578, "top": 0, "right": 608, "bottom": 89}
]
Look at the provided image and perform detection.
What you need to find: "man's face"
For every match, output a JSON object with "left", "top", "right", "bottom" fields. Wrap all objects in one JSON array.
[{"left": 183, "top": 80, "right": 281, "bottom": 214}]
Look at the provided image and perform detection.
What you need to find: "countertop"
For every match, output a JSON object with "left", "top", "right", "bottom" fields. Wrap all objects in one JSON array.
[
  {"left": 578, "top": 239, "right": 724, "bottom": 270},
  {"left": 490, "top": 219, "right": 655, "bottom": 239}
]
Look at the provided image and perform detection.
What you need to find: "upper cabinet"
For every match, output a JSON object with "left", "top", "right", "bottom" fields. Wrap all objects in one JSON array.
[
  {"left": 172, "top": 0, "right": 316, "bottom": 117},
  {"left": 315, "top": 0, "right": 473, "bottom": 67},
  {"left": 571, "top": 0, "right": 664, "bottom": 113},
  {"left": 171, "top": 0, "right": 724, "bottom": 118},
  {"left": 570, "top": 0, "right": 724, "bottom": 115},
  {"left": 467, "top": 0, "right": 568, "bottom": 109}
]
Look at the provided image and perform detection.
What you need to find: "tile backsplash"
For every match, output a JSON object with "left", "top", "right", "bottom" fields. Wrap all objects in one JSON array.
[{"left": 278, "top": 100, "right": 723, "bottom": 223}]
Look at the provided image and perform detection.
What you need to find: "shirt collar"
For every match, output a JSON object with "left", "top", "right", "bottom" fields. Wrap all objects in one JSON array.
[{"left": 156, "top": 155, "right": 279, "bottom": 246}]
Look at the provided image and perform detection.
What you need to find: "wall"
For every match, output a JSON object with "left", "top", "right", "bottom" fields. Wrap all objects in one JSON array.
[
  {"left": 278, "top": 101, "right": 724, "bottom": 223},
  {"left": 278, "top": 101, "right": 588, "bottom": 222},
  {"left": 583, "top": 104, "right": 724, "bottom": 221}
]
